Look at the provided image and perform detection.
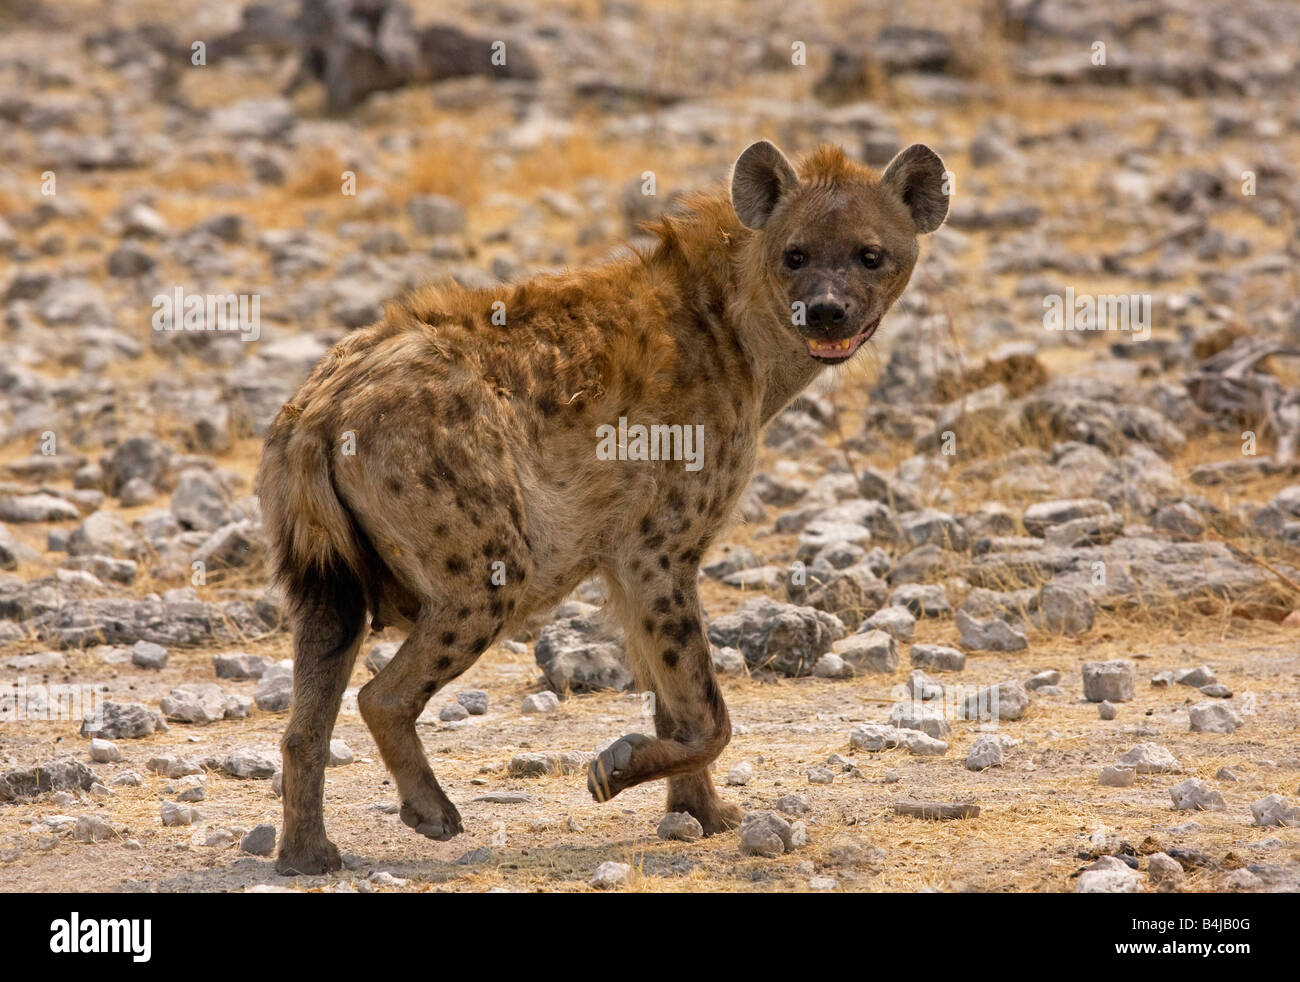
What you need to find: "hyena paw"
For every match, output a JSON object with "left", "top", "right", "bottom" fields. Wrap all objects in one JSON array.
[
  {"left": 692, "top": 798, "right": 744, "bottom": 836},
  {"left": 400, "top": 799, "right": 464, "bottom": 841},
  {"left": 276, "top": 836, "right": 342, "bottom": 876},
  {"left": 587, "top": 733, "right": 654, "bottom": 803}
]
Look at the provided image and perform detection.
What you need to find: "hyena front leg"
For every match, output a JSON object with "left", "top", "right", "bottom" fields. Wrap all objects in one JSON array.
[{"left": 592, "top": 558, "right": 739, "bottom": 833}]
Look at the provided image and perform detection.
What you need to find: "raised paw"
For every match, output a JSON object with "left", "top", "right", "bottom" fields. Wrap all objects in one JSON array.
[
  {"left": 587, "top": 733, "right": 655, "bottom": 802},
  {"left": 400, "top": 798, "right": 464, "bottom": 841},
  {"left": 276, "top": 836, "right": 342, "bottom": 876}
]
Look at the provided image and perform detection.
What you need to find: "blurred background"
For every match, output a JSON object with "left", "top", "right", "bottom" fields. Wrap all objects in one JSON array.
[{"left": 0, "top": 0, "right": 1296, "bottom": 460}]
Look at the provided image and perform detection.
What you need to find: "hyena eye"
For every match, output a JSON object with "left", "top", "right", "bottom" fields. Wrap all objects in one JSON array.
[
  {"left": 783, "top": 248, "right": 806, "bottom": 270},
  {"left": 859, "top": 248, "right": 884, "bottom": 269}
]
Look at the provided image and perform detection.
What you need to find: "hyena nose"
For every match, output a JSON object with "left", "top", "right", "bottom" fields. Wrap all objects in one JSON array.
[{"left": 807, "top": 298, "right": 847, "bottom": 330}]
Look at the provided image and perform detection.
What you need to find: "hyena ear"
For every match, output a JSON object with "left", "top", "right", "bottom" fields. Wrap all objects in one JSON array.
[
  {"left": 731, "top": 140, "right": 798, "bottom": 230},
  {"left": 880, "top": 144, "right": 949, "bottom": 234}
]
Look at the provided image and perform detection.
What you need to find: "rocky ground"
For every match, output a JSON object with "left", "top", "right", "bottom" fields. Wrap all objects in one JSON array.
[{"left": 1, "top": 0, "right": 1299, "bottom": 892}]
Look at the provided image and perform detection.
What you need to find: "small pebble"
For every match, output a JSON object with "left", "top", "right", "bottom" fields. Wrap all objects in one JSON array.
[
  {"left": 130, "top": 640, "right": 168, "bottom": 670},
  {"left": 657, "top": 811, "right": 704, "bottom": 842},
  {"left": 89, "top": 738, "right": 121, "bottom": 763},
  {"left": 1099, "top": 765, "right": 1136, "bottom": 787},
  {"left": 807, "top": 767, "right": 834, "bottom": 785},
  {"left": 160, "top": 801, "right": 200, "bottom": 827},
  {"left": 726, "top": 762, "right": 754, "bottom": 786},
  {"left": 589, "top": 861, "right": 630, "bottom": 889},
  {"left": 328, "top": 739, "right": 355, "bottom": 766},
  {"left": 1147, "top": 852, "right": 1184, "bottom": 890},
  {"left": 776, "top": 793, "right": 809, "bottom": 815},
  {"left": 739, "top": 811, "right": 796, "bottom": 857},
  {"left": 240, "top": 824, "right": 277, "bottom": 857},
  {"left": 521, "top": 691, "right": 560, "bottom": 715}
]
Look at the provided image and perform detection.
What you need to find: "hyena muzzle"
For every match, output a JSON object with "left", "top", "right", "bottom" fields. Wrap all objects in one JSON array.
[{"left": 257, "top": 139, "right": 947, "bottom": 874}]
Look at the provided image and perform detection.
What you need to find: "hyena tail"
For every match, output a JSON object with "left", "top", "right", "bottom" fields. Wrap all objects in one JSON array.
[{"left": 256, "top": 413, "right": 381, "bottom": 661}]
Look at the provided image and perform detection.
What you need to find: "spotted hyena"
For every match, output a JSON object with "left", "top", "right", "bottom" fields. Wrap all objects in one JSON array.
[{"left": 257, "top": 140, "right": 948, "bottom": 874}]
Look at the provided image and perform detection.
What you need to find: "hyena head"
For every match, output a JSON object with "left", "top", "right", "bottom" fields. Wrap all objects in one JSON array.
[{"left": 731, "top": 140, "right": 948, "bottom": 364}]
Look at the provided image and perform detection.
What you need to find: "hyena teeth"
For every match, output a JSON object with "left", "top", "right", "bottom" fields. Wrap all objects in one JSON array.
[{"left": 257, "top": 138, "right": 946, "bottom": 871}]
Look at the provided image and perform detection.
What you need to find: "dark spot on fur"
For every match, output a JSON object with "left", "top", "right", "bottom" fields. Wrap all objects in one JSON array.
[
  {"left": 441, "top": 630, "right": 457, "bottom": 646},
  {"left": 446, "top": 555, "right": 468, "bottom": 575},
  {"left": 448, "top": 394, "right": 472, "bottom": 424},
  {"left": 668, "top": 616, "right": 698, "bottom": 645},
  {"left": 662, "top": 648, "right": 679, "bottom": 669}
]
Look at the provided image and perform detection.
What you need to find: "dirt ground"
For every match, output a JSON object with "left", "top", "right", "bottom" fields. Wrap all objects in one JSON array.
[
  {"left": 2, "top": 622, "right": 1298, "bottom": 893},
  {"left": 2, "top": 413, "right": 1298, "bottom": 892}
]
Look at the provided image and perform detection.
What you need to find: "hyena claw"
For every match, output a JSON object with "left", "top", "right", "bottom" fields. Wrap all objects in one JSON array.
[{"left": 588, "top": 733, "right": 655, "bottom": 802}]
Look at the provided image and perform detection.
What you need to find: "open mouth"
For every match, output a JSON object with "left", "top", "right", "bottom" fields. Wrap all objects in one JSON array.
[{"left": 805, "top": 317, "right": 881, "bottom": 362}]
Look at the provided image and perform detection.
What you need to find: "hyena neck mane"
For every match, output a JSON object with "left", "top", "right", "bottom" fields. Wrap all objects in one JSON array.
[{"left": 642, "top": 188, "right": 824, "bottom": 424}]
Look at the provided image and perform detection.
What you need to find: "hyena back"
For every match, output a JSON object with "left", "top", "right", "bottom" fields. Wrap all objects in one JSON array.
[{"left": 257, "top": 140, "right": 948, "bottom": 874}]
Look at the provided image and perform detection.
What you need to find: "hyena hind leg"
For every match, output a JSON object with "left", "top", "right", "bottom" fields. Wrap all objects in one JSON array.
[
  {"left": 277, "top": 584, "right": 366, "bottom": 875},
  {"left": 357, "top": 605, "right": 503, "bottom": 841}
]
